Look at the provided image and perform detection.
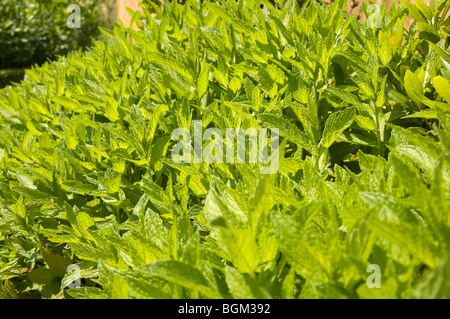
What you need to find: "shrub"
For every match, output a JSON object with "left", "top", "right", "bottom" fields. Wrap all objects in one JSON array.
[
  {"left": 0, "top": 0, "right": 449, "bottom": 299},
  {"left": 0, "top": 0, "right": 109, "bottom": 70}
]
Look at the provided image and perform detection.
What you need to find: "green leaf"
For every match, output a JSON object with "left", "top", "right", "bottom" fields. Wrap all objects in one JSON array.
[
  {"left": 66, "top": 182, "right": 97, "bottom": 195},
  {"left": 325, "top": 87, "right": 361, "bottom": 106},
  {"left": 140, "top": 260, "right": 221, "bottom": 298},
  {"left": 367, "top": 220, "right": 441, "bottom": 268},
  {"left": 320, "top": 107, "right": 356, "bottom": 148},
  {"left": 414, "top": 258, "right": 450, "bottom": 299},
  {"left": 141, "top": 208, "right": 170, "bottom": 251},
  {"left": 203, "top": 180, "right": 245, "bottom": 229},
  {"left": 197, "top": 59, "right": 210, "bottom": 98},
  {"left": 428, "top": 42, "right": 450, "bottom": 64},
  {"left": 219, "top": 228, "right": 259, "bottom": 274},
  {"left": 359, "top": 192, "right": 419, "bottom": 224},
  {"left": 225, "top": 266, "right": 270, "bottom": 298},
  {"left": 414, "top": 0, "right": 433, "bottom": 21},
  {"left": 42, "top": 249, "right": 71, "bottom": 278},
  {"left": 259, "top": 113, "right": 317, "bottom": 155},
  {"left": 108, "top": 273, "right": 129, "bottom": 298},
  {"left": 66, "top": 287, "right": 106, "bottom": 299},
  {"left": 417, "top": 22, "right": 440, "bottom": 43},
  {"left": 404, "top": 70, "right": 424, "bottom": 106},
  {"left": 402, "top": 109, "right": 437, "bottom": 119},
  {"left": 432, "top": 76, "right": 450, "bottom": 103},
  {"left": 60, "top": 261, "right": 97, "bottom": 289},
  {"left": 121, "top": 272, "right": 172, "bottom": 299},
  {"left": 27, "top": 268, "right": 58, "bottom": 285},
  {"left": 76, "top": 212, "right": 94, "bottom": 231},
  {"left": 248, "top": 173, "right": 276, "bottom": 230},
  {"left": 270, "top": 212, "right": 330, "bottom": 278},
  {"left": 355, "top": 115, "right": 377, "bottom": 131},
  {"left": 400, "top": 0, "right": 428, "bottom": 23}
]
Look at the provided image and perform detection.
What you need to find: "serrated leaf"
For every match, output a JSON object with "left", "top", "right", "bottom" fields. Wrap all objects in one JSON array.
[
  {"left": 417, "top": 22, "right": 440, "bottom": 43},
  {"left": 404, "top": 70, "right": 424, "bottom": 106},
  {"left": 140, "top": 260, "right": 221, "bottom": 298},
  {"left": 259, "top": 113, "right": 317, "bottom": 155},
  {"left": 415, "top": 0, "right": 433, "bottom": 21},
  {"left": 367, "top": 220, "right": 441, "bottom": 268},
  {"left": 325, "top": 87, "right": 361, "bottom": 106},
  {"left": 225, "top": 266, "right": 270, "bottom": 299},
  {"left": 400, "top": 0, "right": 428, "bottom": 23},
  {"left": 270, "top": 212, "right": 330, "bottom": 278},
  {"left": 321, "top": 107, "right": 356, "bottom": 148},
  {"left": 197, "top": 59, "right": 210, "bottom": 98},
  {"left": 27, "top": 268, "right": 58, "bottom": 285},
  {"left": 219, "top": 228, "right": 259, "bottom": 274},
  {"left": 42, "top": 249, "right": 71, "bottom": 278},
  {"left": 432, "top": 76, "right": 450, "bottom": 103}
]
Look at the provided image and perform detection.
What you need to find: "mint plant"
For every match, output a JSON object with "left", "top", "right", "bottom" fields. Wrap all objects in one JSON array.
[{"left": 0, "top": 0, "right": 449, "bottom": 299}]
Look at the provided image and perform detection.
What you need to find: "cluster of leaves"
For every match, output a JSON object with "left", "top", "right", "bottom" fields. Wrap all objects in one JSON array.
[
  {"left": 0, "top": 0, "right": 110, "bottom": 70},
  {"left": 0, "top": 0, "right": 449, "bottom": 299}
]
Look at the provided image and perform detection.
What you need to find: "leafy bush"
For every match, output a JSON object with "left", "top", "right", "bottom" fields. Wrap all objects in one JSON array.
[
  {"left": 0, "top": 0, "right": 108, "bottom": 69},
  {"left": 0, "top": 0, "right": 449, "bottom": 299}
]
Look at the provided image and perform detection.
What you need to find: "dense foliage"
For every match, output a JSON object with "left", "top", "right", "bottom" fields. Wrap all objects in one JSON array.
[
  {"left": 0, "top": 0, "right": 108, "bottom": 70},
  {"left": 0, "top": 0, "right": 449, "bottom": 299}
]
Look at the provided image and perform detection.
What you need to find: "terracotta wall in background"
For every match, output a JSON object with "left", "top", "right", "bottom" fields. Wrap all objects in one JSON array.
[{"left": 116, "top": 0, "right": 142, "bottom": 27}]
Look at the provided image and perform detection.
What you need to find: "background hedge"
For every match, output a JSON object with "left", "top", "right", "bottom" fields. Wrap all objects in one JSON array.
[{"left": 0, "top": 0, "right": 113, "bottom": 87}]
